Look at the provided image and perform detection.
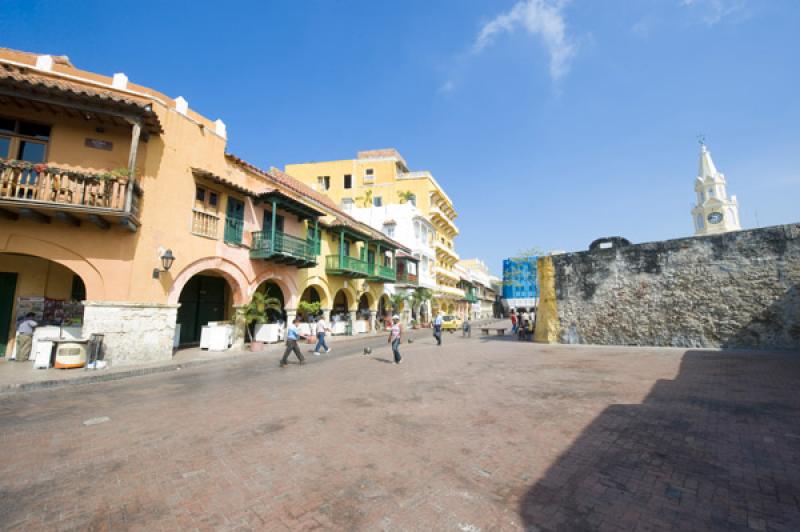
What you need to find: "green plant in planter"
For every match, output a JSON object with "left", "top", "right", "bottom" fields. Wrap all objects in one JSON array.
[
  {"left": 243, "top": 292, "right": 282, "bottom": 342},
  {"left": 389, "top": 293, "right": 408, "bottom": 314},
  {"left": 297, "top": 300, "right": 321, "bottom": 321}
]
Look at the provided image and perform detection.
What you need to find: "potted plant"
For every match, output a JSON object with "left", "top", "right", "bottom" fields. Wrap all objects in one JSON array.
[
  {"left": 297, "top": 301, "right": 321, "bottom": 342},
  {"left": 410, "top": 319, "right": 419, "bottom": 329},
  {"left": 244, "top": 292, "right": 282, "bottom": 351}
]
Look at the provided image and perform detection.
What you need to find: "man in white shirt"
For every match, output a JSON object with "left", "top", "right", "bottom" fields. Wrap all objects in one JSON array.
[{"left": 313, "top": 315, "right": 331, "bottom": 356}]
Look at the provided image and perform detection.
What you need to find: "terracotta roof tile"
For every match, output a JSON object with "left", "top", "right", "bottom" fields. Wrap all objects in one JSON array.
[{"left": 0, "top": 62, "right": 162, "bottom": 133}]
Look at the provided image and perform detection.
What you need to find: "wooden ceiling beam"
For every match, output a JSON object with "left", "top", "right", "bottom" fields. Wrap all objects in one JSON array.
[
  {"left": 0, "top": 207, "right": 19, "bottom": 220},
  {"left": 55, "top": 211, "right": 81, "bottom": 227},
  {"left": 19, "top": 208, "right": 51, "bottom": 224}
]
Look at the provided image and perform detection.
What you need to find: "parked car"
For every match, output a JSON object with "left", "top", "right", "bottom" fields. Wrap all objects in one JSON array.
[{"left": 441, "top": 315, "right": 462, "bottom": 332}]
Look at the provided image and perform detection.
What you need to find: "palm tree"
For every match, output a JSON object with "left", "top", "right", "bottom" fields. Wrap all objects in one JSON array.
[
  {"left": 397, "top": 190, "right": 416, "bottom": 205},
  {"left": 357, "top": 189, "right": 373, "bottom": 208},
  {"left": 389, "top": 292, "right": 408, "bottom": 314},
  {"left": 243, "top": 291, "right": 282, "bottom": 342},
  {"left": 410, "top": 288, "right": 433, "bottom": 323}
]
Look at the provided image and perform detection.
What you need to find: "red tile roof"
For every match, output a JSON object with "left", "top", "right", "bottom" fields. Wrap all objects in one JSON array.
[{"left": 0, "top": 62, "right": 163, "bottom": 133}]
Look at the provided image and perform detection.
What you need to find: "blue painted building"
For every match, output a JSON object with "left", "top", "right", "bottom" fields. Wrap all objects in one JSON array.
[{"left": 502, "top": 256, "right": 539, "bottom": 309}]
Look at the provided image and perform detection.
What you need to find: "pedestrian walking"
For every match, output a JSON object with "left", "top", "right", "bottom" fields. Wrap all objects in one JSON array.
[
  {"left": 388, "top": 315, "right": 402, "bottom": 364},
  {"left": 510, "top": 310, "right": 518, "bottom": 334},
  {"left": 312, "top": 315, "right": 331, "bottom": 356},
  {"left": 433, "top": 312, "right": 443, "bottom": 346},
  {"left": 14, "top": 312, "right": 37, "bottom": 362},
  {"left": 280, "top": 318, "right": 306, "bottom": 367},
  {"left": 462, "top": 317, "right": 471, "bottom": 337}
]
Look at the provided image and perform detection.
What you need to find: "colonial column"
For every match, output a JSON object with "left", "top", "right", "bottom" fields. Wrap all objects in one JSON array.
[
  {"left": 124, "top": 119, "right": 142, "bottom": 214},
  {"left": 348, "top": 310, "right": 358, "bottom": 334},
  {"left": 321, "top": 308, "right": 332, "bottom": 322},
  {"left": 232, "top": 305, "right": 246, "bottom": 350},
  {"left": 285, "top": 308, "right": 297, "bottom": 324}
]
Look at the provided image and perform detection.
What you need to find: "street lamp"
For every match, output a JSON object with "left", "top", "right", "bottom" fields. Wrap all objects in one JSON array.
[{"left": 152, "top": 249, "right": 175, "bottom": 279}]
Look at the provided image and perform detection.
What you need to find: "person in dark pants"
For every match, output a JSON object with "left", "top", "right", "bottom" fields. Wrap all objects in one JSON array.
[
  {"left": 433, "top": 312, "right": 443, "bottom": 346},
  {"left": 388, "top": 315, "right": 402, "bottom": 364},
  {"left": 15, "top": 312, "right": 38, "bottom": 362},
  {"left": 280, "top": 318, "right": 306, "bottom": 367}
]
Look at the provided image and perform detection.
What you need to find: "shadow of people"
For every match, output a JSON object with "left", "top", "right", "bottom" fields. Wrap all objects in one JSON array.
[{"left": 519, "top": 349, "right": 800, "bottom": 531}]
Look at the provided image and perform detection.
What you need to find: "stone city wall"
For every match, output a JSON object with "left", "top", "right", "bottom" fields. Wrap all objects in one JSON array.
[
  {"left": 537, "top": 223, "right": 800, "bottom": 350},
  {"left": 83, "top": 302, "right": 179, "bottom": 366}
]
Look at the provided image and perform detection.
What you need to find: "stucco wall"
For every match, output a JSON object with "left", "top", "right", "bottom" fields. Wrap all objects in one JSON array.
[{"left": 545, "top": 224, "right": 800, "bottom": 350}]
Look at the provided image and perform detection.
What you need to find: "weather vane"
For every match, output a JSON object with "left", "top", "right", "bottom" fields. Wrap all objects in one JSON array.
[{"left": 697, "top": 134, "right": 706, "bottom": 147}]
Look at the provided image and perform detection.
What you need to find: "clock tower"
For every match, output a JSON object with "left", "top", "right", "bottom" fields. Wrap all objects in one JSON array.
[{"left": 691, "top": 143, "right": 741, "bottom": 236}]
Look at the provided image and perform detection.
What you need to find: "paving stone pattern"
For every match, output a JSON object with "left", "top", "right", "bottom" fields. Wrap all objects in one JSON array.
[{"left": 1, "top": 335, "right": 799, "bottom": 531}]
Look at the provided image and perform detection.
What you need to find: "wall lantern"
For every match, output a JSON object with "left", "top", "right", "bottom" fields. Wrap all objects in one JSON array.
[{"left": 152, "top": 249, "right": 175, "bottom": 279}]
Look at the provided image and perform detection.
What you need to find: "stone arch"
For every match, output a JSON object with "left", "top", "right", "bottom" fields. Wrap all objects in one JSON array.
[
  {"left": 249, "top": 271, "right": 297, "bottom": 308},
  {"left": 299, "top": 282, "right": 331, "bottom": 309},
  {"left": 333, "top": 285, "right": 358, "bottom": 311},
  {"left": 358, "top": 291, "right": 375, "bottom": 311},
  {"left": 2, "top": 234, "right": 105, "bottom": 300},
  {"left": 168, "top": 257, "right": 248, "bottom": 306}
]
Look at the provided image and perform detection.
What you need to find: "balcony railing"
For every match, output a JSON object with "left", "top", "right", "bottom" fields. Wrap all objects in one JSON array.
[
  {"left": 251, "top": 230, "right": 318, "bottom": 268},
  {"left": 0, "top": 159, "right": 142, "bottom": 228},
  {"left": 368, "top": 263, "right": 397, "bottom": 282},
  {"left": 224, "top": 217, "right": 244, "bottom": 245},
  {"left": 464, "top": 292, "right": 479, "bottom": 303},
  {"left": 396, "top": 271, "right": 419, "bottom": 285},
  {"left": 325, "top": 255, "right": 370, "bottom": 278},
  {"left": 192, "top": 210, "right": 219, "bottom": 238}
]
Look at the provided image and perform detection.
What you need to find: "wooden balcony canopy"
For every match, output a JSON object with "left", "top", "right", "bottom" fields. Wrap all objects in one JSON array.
[
  {"left": 192, "top": 167, "right": 324, "bottom": 220},
  {"left": 0, "top": 62, "right": 162, "bottom": 135}
]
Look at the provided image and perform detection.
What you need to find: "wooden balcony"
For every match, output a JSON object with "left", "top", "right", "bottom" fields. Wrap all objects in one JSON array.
[
  {"left": 0, "top": 159, "right": 141, "bottom": 230},
  {"left": 325, "top": 255, "right": 370, "bottom": 278},
  {"left": 368, "top": 263, "right": 397, "bottom": 283},
  {"left": 251, "top": 230, "right": 318, "bottom": 268},
  {"left": 396, "top": 271, "right": 419, "bottom": 286}
]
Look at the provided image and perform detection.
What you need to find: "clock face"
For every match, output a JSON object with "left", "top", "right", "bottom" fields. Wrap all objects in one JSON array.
[{"left": 707, "top": 212, "right": 724, "bottom": 224}]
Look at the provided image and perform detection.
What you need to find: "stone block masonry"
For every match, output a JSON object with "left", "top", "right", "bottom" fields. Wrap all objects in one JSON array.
[
  {"left": 538, "top": 223, "right": 800, "bottom": 350},
  {"left": 82, "top": 302, "right": 179, "bottom": 366}
]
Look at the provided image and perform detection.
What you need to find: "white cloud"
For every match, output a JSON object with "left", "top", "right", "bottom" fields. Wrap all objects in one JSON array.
[
  {"left": 439, "top": 80, "right": 456, "bottom": 93},
  {"left": 680, "top": 0, "right": 748, "bottom": 26},
  {"left": 473, "top": 0, "right": 575, "bottom": 81}
]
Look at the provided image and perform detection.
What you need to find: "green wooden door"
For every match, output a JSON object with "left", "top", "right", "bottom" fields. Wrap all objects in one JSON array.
[
  {"left": 224, "top": 197, "right": 245, "bottom": 245},
  {"left": 0, "top": 273, "right": 18, "bottom": 356},
  {"left": 176, "top": 275, "right": 227, "bottom": 345}
]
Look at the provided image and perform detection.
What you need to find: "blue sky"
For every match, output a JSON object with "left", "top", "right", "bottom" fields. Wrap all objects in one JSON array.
[{"left": 2, "top": 0, "right": 798, "bottom": 274}]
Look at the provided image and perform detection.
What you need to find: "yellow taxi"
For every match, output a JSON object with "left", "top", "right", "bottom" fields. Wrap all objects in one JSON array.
[{"left": 440, "top": 315, "right": 462, "bottom": 332}]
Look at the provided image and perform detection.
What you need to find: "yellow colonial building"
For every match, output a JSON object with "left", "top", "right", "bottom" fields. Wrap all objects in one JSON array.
[
  {"left": 0, "top": 48, "right": 407, "bottom": 366},
  {"left": 285, "top": 149, "right": 465, "bottom": 314}
]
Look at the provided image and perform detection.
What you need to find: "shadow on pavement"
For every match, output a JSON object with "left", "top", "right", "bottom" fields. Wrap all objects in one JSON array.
[{"left": 518, "top": 349, "right": 800, "bottom": 531}]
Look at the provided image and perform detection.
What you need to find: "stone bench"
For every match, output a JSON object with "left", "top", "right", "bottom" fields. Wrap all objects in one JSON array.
[{"left": 481, "top": 328, "right": 506, "bottom": 336}]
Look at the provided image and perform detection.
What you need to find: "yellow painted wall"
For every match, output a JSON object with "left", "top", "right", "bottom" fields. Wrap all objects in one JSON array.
[
  {"left": 533, "top": 256, "right": 560, "bottom": 343},
  {"left": 0, "top": 95, "right": 398, "bottom": 320},
  {"left": 1, "top": 254, "right": 77, "bottom": 356}
]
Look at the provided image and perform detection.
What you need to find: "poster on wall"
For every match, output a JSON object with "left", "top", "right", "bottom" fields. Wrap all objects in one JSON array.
[
  {"left": 15, "top": 296, "right": 44, "bottom": 324},
  {"left": 43, "top": 298, "right": 65, "bottom": 323},
  {"left": 62, "top": 301, "right": 84, "bottom": 325}
]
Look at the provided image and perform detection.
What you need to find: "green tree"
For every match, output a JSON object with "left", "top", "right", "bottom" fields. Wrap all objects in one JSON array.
[
  {"left": 356, "top": 189, "right": 373, "bottom": 208},
  {"left": 243, "top": 292, "right": 282, "bottom": 342}
]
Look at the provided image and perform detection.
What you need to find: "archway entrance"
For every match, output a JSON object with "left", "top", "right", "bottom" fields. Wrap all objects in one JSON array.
[
  {"left": 176, "top": 272, "right": 233, "bottom": 346},
  {"left": 256, "top": 281, "right": 286, "bottom": 323},
  {"left": 357, "top": 293, "right": 372, "bottom": 333},
  {"left": 1, "top": 253, "right": 86, "bottom": 358},
  {"left": 332, "top": 289, "right": 349, "bottom": 320},
  {"left": 377, "top": 294, "right": 390, "bottom": 330},
  {"left": 299, "top": 286, "right": 322, "bottom": 322}
]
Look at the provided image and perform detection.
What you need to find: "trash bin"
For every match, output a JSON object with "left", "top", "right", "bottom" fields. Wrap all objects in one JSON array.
[{"left": 345, "top": 320, "right": 353, "bottom": 336}]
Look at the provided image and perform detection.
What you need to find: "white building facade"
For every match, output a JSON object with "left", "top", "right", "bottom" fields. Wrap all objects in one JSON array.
[{"left": 349, "top": 202, "right": 437, "bottom": 323}]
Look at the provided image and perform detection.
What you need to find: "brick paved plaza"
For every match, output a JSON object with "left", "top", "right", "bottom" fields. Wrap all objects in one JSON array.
[{"left": 1, "top": 333, "right": 799, "bottom": 531}]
